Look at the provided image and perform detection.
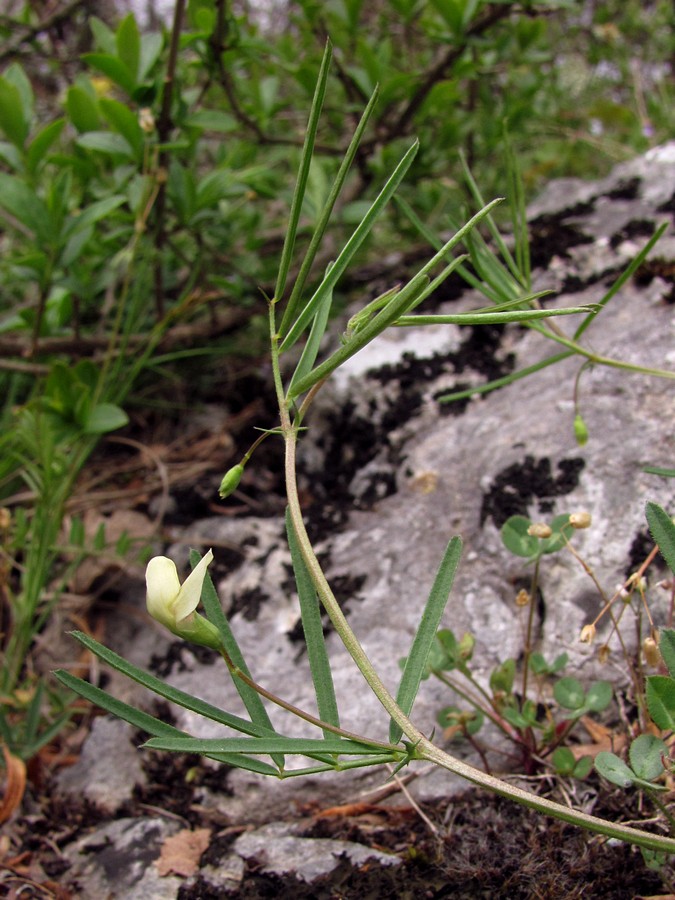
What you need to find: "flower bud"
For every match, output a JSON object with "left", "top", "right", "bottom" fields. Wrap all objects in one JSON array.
[
  {"left": 146, "top": 550, "right": 221, "bottom": 650},
  {"left": 527, "top": 522, "right": 552, "bottom": 539},
  {"left": 219, "top": 464, "right": 244, "bottom": 499},
  {"left": 569, "top": 511, "right": 592, "bottom": 529},
  {"left": 573, "top": 413, "right": 588, "bottom": 446}
]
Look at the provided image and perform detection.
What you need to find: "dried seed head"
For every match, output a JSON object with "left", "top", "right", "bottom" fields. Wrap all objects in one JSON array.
[
  {"left": 527, "top": 522, "right": 552, "bottom": 539},
  {"left": 0, "top": 507, "right": 10, "bottom": 530},
  {"left": 515, "top": 588, "right": 530, "bottom": 607},
  {"left": 643, "top": 636, "right": 661, "bottom": 668},
  {"left": 598, "top": 644, "right": 611, "bottom": 664},
  {"left": 569, "top": 511, "right": 592, "bottom": 529},
  {"left": 580, "top": 624, "right": 596, "bottom": 644}
]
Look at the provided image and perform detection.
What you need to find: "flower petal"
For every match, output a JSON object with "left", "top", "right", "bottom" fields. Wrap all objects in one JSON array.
[
  {"left": 173, "top": 549, "right": 214, "bottom": 623},
  {"left": 146, "top": 556, "right": 181, "bottom": 628}
]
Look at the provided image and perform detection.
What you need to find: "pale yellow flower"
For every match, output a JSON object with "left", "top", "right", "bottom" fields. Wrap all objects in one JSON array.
[{"left": 146, "top": 550, "right": 221, "bottom": 649}]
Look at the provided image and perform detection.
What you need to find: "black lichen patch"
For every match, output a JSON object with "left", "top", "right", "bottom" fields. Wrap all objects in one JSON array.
[
  {"left": 229, "top": 585, "right": 272, "bottom": 621},
  {"left": 633, "top": 256, "right": 675, "bottom": 303},
  {"left": 610, "top": 218, "right": 658, "bottom": 249},
  {"left": 303, "top": 326, "right": 516, "bottom": 534},
  {"left": 287, "top": 572, "right": 367, "bottom": 647},
  {"left": 656, "top": 190, "right": 675, "bottom": 216},
  {"left": 528, "top": 214, "right": 595, "bottom": 271},
  {"left": 606, "top": 176, "right": 641, "bottom": 200},
  {"left": 480, "top": 455, "right": 585, "bottom": 529},
  {"left": 149, "top": 641, "right": 219, "bottom": 677},
  {"left": 624, "top": 528, "right": 669, "bottom": 579}
]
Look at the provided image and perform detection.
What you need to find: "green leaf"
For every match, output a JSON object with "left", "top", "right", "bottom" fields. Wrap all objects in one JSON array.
[
  {"left": 646, "top": 502, "right": 675, "bottom": 576},
  {"left": 185, "top": 109, "right": 237, "bottom": 133},
  {"left": 585, "top": 681, "right": 612, "bottom": 712},
  {"left": 274, "top": 39, "right": 332, "bottom": 306},
  {"left": 279, "top": 83, "right": 379, "bottom": 338},
  {"left": 99, "top": 98, "right": 144, "bottom": 160},
  {"left": 287, "top": 263, "right": 334, "bottom": 397},
  {"left": 26, "top": 119, "right": 65, "bottom": 175},
  {"left": 573, "top": 755, "right": 594, "bottom": 779},
  {"left": 0, "top": 77, "right": 29, "bottom": 149},
  {"left": 630, "top": 734, "right": 667, "bottom": 783},
  {"left": 490, "top": 658, "right": 515, "bottom": 695},
  {"left": 0, "top": 172, "right": 51, "bottom": 241},
  {"left": 82, "top": 53, "right": 137, "bottom": 96},
  {"left": 646, "top": 675, "right": 675, "bottom": 731},
  {"left": 76, "top": 131, "right": 135, "bottom": 158},
  {"left": 501, "top": 515, "right": 539, "bottom": 558},
  {"left": 281, "top": 138, "right": 420, "bottom": 352},
  {"left": 595, "top": 751, "right": 635, "bottom": 788},
  {"left": 66, "top": 195, "right": 126, "bottom": 236},
  {"left": 144, "top": 735, "right": 386, "bottom": 756},
  {"left": 551, "top": 746, "right": 576, "bottom": 776},
  {"left": 436, "top": 706, "right": 483, "bottom": 739},
  {"left": 138, "top": 31, "right": 164, "bottom": 82},
  {"left": 658, "top": 629, "right": 675, "bottom": 680},
  {"left": 116, "top": 14, "right": 141, "bottom": 82},
  {"left": 390, "top": 537, "right": 462, "bottom": 744},
  {"left": 64, "top": 630, "right": 277, "bottom": 740},
  {"left": 54, "top": 668, "right": 279, "bottom": 776},
  {"left": 553, "top": 677, "right": 585, "bottom": 711},
  {"left": 65, "top": 85, "right": 101, "bottom": 133},
  {"left": 90, "top": 16, "right": 116, "bottom": 54},
  {"left": 286, "top": 508, "right": 340, "bottom": 734},
  {"left": 83, "top": 403, "right": 129, "bottom": 434}
]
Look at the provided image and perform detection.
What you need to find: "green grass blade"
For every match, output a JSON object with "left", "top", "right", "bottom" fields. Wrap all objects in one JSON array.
[
  {"left": 573, "top": 222, "right": 667, "bottom": 341},
  {"left": 646, "top": 502, "right": 675, "bottom": 575},
  {"left": 390, "top": 537, "right": 462, "bottom": 744},
  {"left": 287, "top": 265, "right": 335, "bottom": 398},
  {"left": 280, "top": 139, "right": 420, "bottom": 353},
  {"left": 54, "top": 669, "right": 279, "bottom": 776},
  {"left": 285, "top": 509, "right": 340, "bottom": 734},
  {"left": 190, "top": 549, "right": 279, "bottom": 737},
  {"left": 144, "top": 735, "right": 389, "bottom": 755},
  {"left": 279, "top": 86, "right": 380, "bottom": 338},
  {"left": 436, "top": 351, "right": 573, "bottom": 403},
  {"left": 66, "top": 629, "right": 275, "bottom": 738},
  {"left": 273, "top": 39, "right": 332, "bottom": 305}
]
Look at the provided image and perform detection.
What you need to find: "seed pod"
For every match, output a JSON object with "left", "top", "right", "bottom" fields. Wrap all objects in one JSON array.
[
  {"left": 643, "top": 636, "right": 661, "bottom": 668},
  {"left": 580, "top": 624, "right": 596, "bottom": 644},
  {"left": 528, "top": 522, "right": 552, "bottom": 539}
]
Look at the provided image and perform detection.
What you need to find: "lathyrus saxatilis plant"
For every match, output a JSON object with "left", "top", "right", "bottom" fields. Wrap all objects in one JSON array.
[{"left": 56, "top": 44, "right": 675, "bottom": 855}]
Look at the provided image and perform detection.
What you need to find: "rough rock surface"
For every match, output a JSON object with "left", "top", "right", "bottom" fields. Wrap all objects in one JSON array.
[{"left": 53, "top": 144, "right": 675, "bottom": 894}]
